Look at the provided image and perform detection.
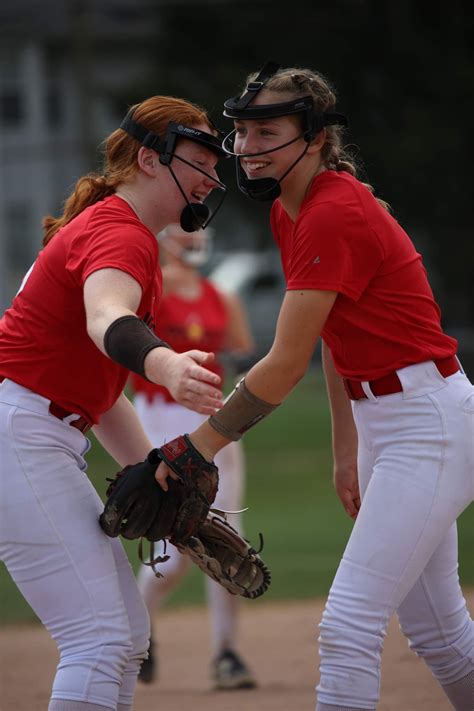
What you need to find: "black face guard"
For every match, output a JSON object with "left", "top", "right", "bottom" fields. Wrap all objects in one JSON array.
[
  {"left": 222, "top": 61, "right": 348, "bottom": 201},
  {"left": 120, "top": 112, "right": 228, "bottom": 231}
]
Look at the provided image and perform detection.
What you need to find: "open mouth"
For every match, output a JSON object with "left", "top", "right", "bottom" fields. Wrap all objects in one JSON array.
[
  {"left": 242, "top": 160, "right": 271, "bottom": 176},
  {"left": 191, "top": 190, "right": 207, "bottom": 203}
]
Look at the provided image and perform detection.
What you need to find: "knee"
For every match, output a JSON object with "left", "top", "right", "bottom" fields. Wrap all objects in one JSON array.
[
  {"left": 400, "top": 617, "right": 474, "bottom": 684},
  {"left": 57, "top": 627, "right": 134, "bottom": 679},
  {"left": 318, "top": 597, "right": 385, "bottom": 664}
]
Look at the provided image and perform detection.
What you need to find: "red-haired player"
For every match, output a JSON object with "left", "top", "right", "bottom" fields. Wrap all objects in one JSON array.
[{"left": 0, "top": 95, "right": 227, "bottom": 711}]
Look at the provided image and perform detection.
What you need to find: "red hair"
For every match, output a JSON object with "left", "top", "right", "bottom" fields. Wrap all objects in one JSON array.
[{"left": 42, "top": 96, "right": 213, "bottom": 245}]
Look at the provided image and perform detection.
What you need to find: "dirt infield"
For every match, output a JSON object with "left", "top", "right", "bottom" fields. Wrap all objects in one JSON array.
[{"left": 3, "top": 593, "right": 471, "bottom": 711}]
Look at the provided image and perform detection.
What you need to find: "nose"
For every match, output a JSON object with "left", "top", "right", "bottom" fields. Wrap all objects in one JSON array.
[
  {"left": 202, "top": 167, "right": 219, "bottom": 189},
  {"left": 236, "top": 131, "right": 258, "bottom": 156}
]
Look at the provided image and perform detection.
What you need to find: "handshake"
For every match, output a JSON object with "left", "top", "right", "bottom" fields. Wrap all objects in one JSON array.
[{"left": 99, "top": 434, "right": 271, "bottom": 599}]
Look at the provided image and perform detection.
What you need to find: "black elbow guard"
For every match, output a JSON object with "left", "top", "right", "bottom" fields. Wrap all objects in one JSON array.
[{"left": 103, "top": 315, "right": 170, "bottom": 379}]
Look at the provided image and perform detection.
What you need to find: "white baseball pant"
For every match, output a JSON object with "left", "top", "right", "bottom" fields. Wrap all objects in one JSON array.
[
  {"left": 0, "top": 379, "right": 150, "bottom": 710},
  {"left": 317, "top": 362, "right": 474, "bottom": 709}
]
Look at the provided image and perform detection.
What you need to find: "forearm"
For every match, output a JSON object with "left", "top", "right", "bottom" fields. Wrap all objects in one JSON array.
[
  {"left": 88, "top": 301, "right": 180, "bottom": 388},
  {"left": 190, "top": 290, "right": 337, "bottom": 462},
  {"left": 92, "top": 392, "right": 153, "bottom": 467},
  {"left": 191, "top": 349, "right": 306, "bottom": 460},
  {"left": 321, "top": 340, "right": 358, "bottom": 460},
  {"left": 245, "top": 349, "right": 306, "bottom": 403}
]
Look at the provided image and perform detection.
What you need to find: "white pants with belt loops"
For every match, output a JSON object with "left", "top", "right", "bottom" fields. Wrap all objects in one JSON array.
[
  {"left": 317, "top": 362, "right": 474, "bottom": 709},
  {"left": 0, "top": 379, "right": 150, "bottom": 710}
]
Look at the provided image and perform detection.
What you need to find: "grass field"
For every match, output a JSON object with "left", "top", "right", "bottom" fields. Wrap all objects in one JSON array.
[{"left": 1, "top": 369, "right": 473, "bottom": 624}]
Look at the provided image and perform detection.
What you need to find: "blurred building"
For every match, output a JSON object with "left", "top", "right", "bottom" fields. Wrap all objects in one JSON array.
[{"left": 0, "top": 0, "right": 161, "bottom": 309}]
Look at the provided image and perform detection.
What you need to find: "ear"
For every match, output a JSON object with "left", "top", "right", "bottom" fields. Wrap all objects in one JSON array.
[
  {"left": 306, "top": 128, "right": 326, "bottom": 155},
  {"left": 137, "top": 146, "right": 159, "bottom": 177}
]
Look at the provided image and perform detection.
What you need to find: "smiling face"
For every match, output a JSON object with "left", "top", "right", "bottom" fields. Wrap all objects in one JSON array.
[
  {"left": 233, "top": 91, "right": 307, "bottom": 184},
  {"left": 136, "top": 121, "right": 223, "bottom": 231},
  {"left": 170, "top": 122, "right": 221, "bottom": 204}
]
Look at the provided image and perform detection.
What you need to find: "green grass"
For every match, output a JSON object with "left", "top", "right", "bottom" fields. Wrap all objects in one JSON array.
[{"left": 1, "top": 369, "right": 473, "bottom": 624}]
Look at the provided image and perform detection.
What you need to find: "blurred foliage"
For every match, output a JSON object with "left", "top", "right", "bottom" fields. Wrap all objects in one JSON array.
[{"left": 1, "top": 369, "right": 473, "bottom": 625}]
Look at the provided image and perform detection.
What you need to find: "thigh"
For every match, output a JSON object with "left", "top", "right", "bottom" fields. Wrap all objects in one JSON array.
[
  {"left": 341, "top": 386, "right": 472, "bottom": 615},
  {"left": 0, "top": 405, "right": 132, "bottom": 649}
]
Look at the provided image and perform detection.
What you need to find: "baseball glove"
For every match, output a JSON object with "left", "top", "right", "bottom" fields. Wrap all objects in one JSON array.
[
  {"left": 174, "top": 512, "right": 271, "bottom": 599},
  {"left": 99, "top": 434, "right": 218, "bottom": 544},
  {"left": 99, "top": 434, "right": 271, "bottom": 597}
]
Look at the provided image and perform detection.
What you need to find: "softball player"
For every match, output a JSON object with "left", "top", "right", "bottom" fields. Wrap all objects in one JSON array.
[
  {"left": 0, "top": 95, "right": 228, "bottom": 711},
  {"left": 157, "top": 63, "right": 474, "bottom": 710},
  {"left": 132, "top": 223, "right": 256, "bottom": 689}
]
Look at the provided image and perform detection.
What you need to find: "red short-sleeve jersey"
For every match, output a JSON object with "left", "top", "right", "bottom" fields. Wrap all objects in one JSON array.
[
  {"left": 270, "top": 170, "right": 456, "bottom": 380},
  {"left": 131, "top": 278, "right": 228, "bottom": 403},
  {"left": 0, "top": 195, "right": 162, "bottom": 423}
]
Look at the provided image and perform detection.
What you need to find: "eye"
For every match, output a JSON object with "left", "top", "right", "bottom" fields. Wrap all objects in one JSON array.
[
  {"left": 260, "top": 128, "right": 275, "bottom": 137},
  {"left": 235, "top": 127, "right": 246, "bottom": 137}
]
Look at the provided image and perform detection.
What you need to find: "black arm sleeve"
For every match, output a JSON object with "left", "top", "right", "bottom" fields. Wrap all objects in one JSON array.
[{"left": 103, "top": 315, "right": 171, "bottom": 379}]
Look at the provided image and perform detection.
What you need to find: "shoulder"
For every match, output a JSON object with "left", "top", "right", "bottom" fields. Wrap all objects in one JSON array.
[
  {"left": 304, "top": 171, "right": 369, "bottom": 211},
  {"left": 297, "top": 171, "right": 380, "bottom": 235},
  {"left": 202, "top": 278, "right": 229, "bottom": 306},
  {"left": 78, "top": 195, "right": 158, "bottom": 261}
]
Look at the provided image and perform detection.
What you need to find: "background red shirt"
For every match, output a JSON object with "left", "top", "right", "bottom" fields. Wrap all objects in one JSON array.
[
  {"left": 131, "top": 278, "right": 228, "bottom": 403},
  {"left": 270, "top": 171, "right": 456, "bottom": 380}
]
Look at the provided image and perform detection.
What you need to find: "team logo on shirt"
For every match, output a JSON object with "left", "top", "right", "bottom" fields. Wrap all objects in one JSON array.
[{"left": 184, "top": 313, "right": 204, "bottom": 342}]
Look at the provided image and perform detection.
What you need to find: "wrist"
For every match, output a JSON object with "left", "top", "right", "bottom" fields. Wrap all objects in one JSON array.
[
  {"left": 143, "top": 346, "right": 176, "bottom": 383},
  {"left": 189, "top": 421, "right": 228, "bottom": 462},
  {"left": 103, "top": 315, "right": 171, "bottom": 379}
]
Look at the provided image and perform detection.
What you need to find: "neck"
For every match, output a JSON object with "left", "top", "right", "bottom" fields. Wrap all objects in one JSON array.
[
  {"left": 162, "top": 262, "right": 202, "bottom": 299},
  {"left": 278, "top": 161, "right": 327, "bottom": 222},
  {"left": 115, "top": 185, "right": 168, "bottom": 235}
]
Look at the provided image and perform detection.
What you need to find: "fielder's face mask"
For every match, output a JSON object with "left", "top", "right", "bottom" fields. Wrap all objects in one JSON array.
[
  {"left": 222, "top": 61, "right": 348, "bottom": 202},
  {"left": 159, "top": 226, "right": 213, "bottom": 268},
  {"left": 120, "top": 111, "right": 228, "bottom": 232}
]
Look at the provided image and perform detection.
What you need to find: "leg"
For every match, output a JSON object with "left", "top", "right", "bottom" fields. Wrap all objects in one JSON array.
[
  {"left": 208, "top": 442, "right": 256, "bottom": 689},
  {"left": 208, "top": 441, "right": 245, "bottom": 655},
  {"left": 397, "top": 524, "right": 474, "bottom": 710},
  {"left": 136, "top": 544, "right": 191, "bottom": 682},
  {"left": 317, "top": 376, "right": 474, "bottom": 709},
  {"left": 0, "top": 403, "right": 142, "bottom": 710},
  {"left": 133, "top": 396, "right": 204, "bottom": 683},
  {"left": 110, "top": 537, "right": 150, "bottom": 708},
  {"left": 137, "top": 543, "right": 191, "bottom": 612}
]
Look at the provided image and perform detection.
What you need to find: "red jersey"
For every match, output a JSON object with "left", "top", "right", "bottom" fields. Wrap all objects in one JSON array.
[
  {"left": 0, "top": 195, "right": 161, "bottom": 424},
  {"left": 131, "top": 279, "right": 228, "bottom": 403},
  {"left": 270, "top": 170, "right": 456, "bottom": 381}
]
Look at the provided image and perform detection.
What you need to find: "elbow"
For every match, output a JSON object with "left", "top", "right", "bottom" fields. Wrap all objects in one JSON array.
[
  {"left": 265, "top": 349, "right": 308, "bottom": 389},
  {"left": 86, "top": 312, "right": 107, "bottom": 353}
]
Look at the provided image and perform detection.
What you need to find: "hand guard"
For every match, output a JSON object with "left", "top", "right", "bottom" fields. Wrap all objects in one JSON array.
[
  {"left": 99, "top": 434, "right": 218, "bottom": 545},
  {"left": 175, "top": 512, "right": 271, "bottom": 599}
]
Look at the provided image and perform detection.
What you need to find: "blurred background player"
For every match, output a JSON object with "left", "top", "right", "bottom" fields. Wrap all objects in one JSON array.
[{"left": 131, "top": 223, "right": 257, "bottom": 690}]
